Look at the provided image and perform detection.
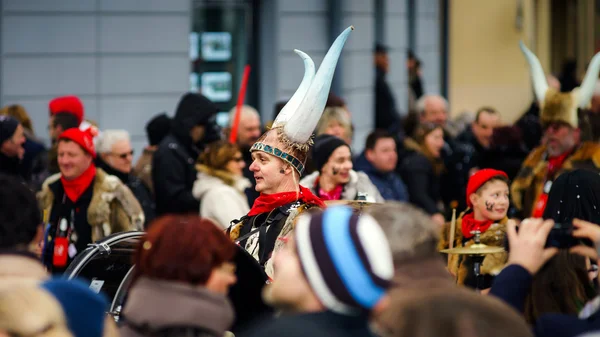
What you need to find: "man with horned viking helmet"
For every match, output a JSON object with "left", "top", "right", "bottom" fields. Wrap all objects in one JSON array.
[
  {"left": 228, "top": 26, "right": 354, "bottom": 278},
  {"left": 511, "top": 42, "right": 600, "bottom": 219}
]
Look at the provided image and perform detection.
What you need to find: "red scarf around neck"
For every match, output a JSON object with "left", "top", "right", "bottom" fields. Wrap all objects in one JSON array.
[
  {"left": 461, "top": 212, "right": 493, "bottom": 239},
  {"left": 248, "top": 185, "right": 326, "bottom": 216},
  {"left": 61, "top": 164, "right": 96, "bottom": 203},
  {"left": 315, "top": 176, "right": 344, "bottom": 201}
]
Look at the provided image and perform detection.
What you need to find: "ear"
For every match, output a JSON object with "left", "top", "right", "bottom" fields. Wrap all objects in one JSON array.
[
  {"left": 365, "top": 149, "right": 374, "bottom": 161},
  {"left": 283, "top": 164, "right": 294, "bottom": 176},
  {"left": 469, "top": 193, "right": 478, "bottom": 207}
]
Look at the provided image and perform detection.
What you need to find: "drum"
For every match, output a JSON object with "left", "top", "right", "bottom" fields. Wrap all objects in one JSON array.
[
  {"left": 63, "top": 231, "right": 143, "bottom": 319},
  {"left": 64, "top": 232, "right": 273, "bottom": 331}
]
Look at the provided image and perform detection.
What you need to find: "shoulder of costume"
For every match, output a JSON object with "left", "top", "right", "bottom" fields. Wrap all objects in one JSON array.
[
  {"left": 96, "top": 168, "right": 125, "bottom": 192},
  {"left": 571, "top": 141, "right": 600, "bottom": 164},
  {"left": 521, "top": 145, "right": 547, "bottom": 168}
]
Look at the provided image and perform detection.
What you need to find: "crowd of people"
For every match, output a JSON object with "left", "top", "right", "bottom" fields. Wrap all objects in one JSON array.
[{"left": 2, "top": 26, "right": 600, "bottom": 337}]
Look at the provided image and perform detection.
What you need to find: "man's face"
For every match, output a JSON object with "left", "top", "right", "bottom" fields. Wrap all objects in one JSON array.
[
  {"left": 374, "top": 52, "right": 389, "bottom": 73},
  {"left": 0, "top": 124, "right": 25, "bottom": 158},
  {"left": 544, "top": 122, "right": 578, "bottom": 157},
  {"left": 321, "top": 146, "right": 353, "bottom": 185},
  {"left": 263, "top": 238, "right": 316, "bottom": 312},
  {"left": 249, "top": 151, "right": 287, "bottom": 194},
  {"left": 366, "top": 138, "right": 397, "bottom": 173},
  {"left": 103, "top": 139, "right": 133, "bottom": 174},
  {"left": 421, "top": 99, "right": 448, "bottom": 127},
  {"left": 190, "top": 125, "right": 206, "bottom": 144},
  {"left": 237, "top": 114, "right": 261, "bottom": 148},
  {"left": 58, "top": 140, "right": 93, "bottom": 180},
  {"left": 48, "top": 116, "right": 62, "bottom": 142},
  {"left": 472, "top": 112, "right": 500, "bottom": 148},
  {"left": 470, "top": 180, "right": 510, "bottom": 221}
]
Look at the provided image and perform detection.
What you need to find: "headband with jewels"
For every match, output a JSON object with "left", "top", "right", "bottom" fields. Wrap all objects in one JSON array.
[
  {"left": 520, "top": 41, "right": 600, "bottom": 128},
  {"left": 251, "top": 26, "right": 354, "bottom": 175}
]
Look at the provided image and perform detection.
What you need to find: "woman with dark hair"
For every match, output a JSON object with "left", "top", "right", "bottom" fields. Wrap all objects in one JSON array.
[
  {"left": 193, "top": 140, "right": 250, "bottom": 229},
  {"left": 119, "top": 215, "right": 237, "bottom": 337},
  {"left": 522, "top": 169, "right": 600, "bottom": 323},
  {"left": 399, "top": 122, "right": 446, "bottom": 226}
]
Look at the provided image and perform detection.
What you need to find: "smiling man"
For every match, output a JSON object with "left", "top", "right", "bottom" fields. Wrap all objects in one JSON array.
[
  {"left": 228, "top": 26, "right": 353, "bottom": 278},
  {"left": 511, "top": 43, "right": 600, "bottom": 219},
  {"left": 38, "top": 128, "right": 143, "bottom": 273}
]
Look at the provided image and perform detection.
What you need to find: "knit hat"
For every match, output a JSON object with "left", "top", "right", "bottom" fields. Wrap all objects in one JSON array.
[
  {"left": 146, "top": 113, "right": 172, "bottom": 146},
  {"left": 466, "top": 169, "right": 508, "bottom": 208},
  {"left": 41, "top": 278, "right": 109, "bottom": 337},
  {"left": 312, "top": 134, "right": 349, "bottom": 172},
  {"left": 294, "top": 205, "right": 394, "bottom": 315},
  {"left": 49, "top": 95, "right": 84, "bottom": 125},
  {"left": 0, "top": 115, "right": 19, "bottom": 145},
  {"left": 58, "top": 127, "right": 97, "bottom": 158}
]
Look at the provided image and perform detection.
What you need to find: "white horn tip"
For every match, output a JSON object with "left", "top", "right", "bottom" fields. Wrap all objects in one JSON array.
[{"left": 350, "top": 25, "right": 355, "bottom": 30}]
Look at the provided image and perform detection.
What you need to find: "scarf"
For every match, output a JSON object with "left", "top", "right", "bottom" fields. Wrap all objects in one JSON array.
[
  {"left": 248, "top": 185, "right": 326, "bottom": 216},
  {"left": 461, "top": 212, "right": 493, "bottom": 239},
  {"left": 315, "top": 177, "right": 344, "bottom": 201},
  {"left": 60, "top": 164, "right": 96, "bottom": 203},
  {"left": 547, "top": 151, "right": 571, "bottom": 176}
]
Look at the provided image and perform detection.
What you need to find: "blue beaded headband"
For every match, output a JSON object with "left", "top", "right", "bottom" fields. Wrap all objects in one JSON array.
[{"left": 251, "top": 142, "right": 305, "bottom": 174}]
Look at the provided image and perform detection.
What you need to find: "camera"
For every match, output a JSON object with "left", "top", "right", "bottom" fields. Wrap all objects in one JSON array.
[{"left": 544, "top": 222, "right": 593, "bottom": 249}]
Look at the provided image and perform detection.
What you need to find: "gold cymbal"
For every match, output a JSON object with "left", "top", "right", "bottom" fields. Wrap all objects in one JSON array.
[{"left": 440, "top": 244, "right": 505, "bottom": 255}]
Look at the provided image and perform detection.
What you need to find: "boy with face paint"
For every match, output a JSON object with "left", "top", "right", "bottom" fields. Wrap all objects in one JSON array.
[{"left": 439, "top": 169, "right": 510, "bottom": 289}]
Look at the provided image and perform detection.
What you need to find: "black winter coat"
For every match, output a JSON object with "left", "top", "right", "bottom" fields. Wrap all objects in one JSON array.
[
  {"left": 400, "top": 150, "right": 443, "bottom": 215},
  {"left": 375, "top": 67, "right": 403, "bottom": 136},
  {"left": 153, "top": 93, "right": 218, "bottom": 216}
]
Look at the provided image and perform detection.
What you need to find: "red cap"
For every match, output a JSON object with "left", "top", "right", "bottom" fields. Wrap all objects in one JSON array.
[
  {"left": 49, "top": 96, "right": 84, "bottom": 125},
  {"left": 466, "top": 169, "right": 509, "bottom": 208},
  {"left": 58, "top": 128, "right": 96, "bottom": 158}
]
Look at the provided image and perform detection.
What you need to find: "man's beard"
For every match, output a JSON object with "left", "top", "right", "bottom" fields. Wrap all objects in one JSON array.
[{"left": 546, "top": 137, "right": 575, "bottom": 157}]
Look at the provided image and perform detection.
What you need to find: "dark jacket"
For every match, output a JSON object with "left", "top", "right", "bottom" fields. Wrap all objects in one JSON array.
[
  {"left": 0, "top": 152, "right": 23, "bottom": 180},
  {"left": 120, "top": 277, "right": 234, "bottom": 337},
  {"left": 399, "top": 140, "right": 443, "bottom": 215},
  {"left": 354, "top": 152, "right": 408, "bottom": 202},
  {"left": 153, "top": 93, "right": 218, "bottom": 215},
  {"left": 375, "top": 67, "right": 403, "bottom": 137},
  {"left": 515, "top": 102, "right": 543, "bottom": 152},
  {"left": 241, "top": 311, "right": 376, "bottom": 337},
  {"left": 448, "top": 126, "right": 488, "bottom": 210},
  {"left": 96, "top": 157, "right": 155, "bottom": 228},
  {"left": 21, "top": 135, "right": 47, "bottom": 187},
  {"left": 491, "top": 264, "right": 600, "bottom": 337}
]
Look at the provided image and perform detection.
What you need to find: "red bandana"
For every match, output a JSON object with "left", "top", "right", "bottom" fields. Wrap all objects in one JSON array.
[
  {"left": 248, "top": 185, "right": 326, "bottom": 216},
  {"left": 461, "top": 212, "right": 494, "bottom": 239},
  {"left": 61, "top": 164, "right": 96, "bottom": 203}
]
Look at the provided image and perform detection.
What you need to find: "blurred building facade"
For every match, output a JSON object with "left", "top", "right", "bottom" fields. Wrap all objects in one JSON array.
[{"left": 3, "top": 0, "right": 597, "bottom": 154}]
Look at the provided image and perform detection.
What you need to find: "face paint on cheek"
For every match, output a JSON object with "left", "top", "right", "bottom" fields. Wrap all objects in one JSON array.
[{"left": 485, "top": 201, "right": 494, "bottom": 212}]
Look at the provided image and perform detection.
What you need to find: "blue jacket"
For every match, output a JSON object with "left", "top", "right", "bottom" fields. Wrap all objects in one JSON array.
[
  {"left": 354, "top": 152, "right": 408, "bottom": 202},
  {"left": 490, "top": 264, "right": 600, "bottom": 337}
]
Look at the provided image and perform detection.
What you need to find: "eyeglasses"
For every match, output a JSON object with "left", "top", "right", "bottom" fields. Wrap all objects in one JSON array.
[{"left": 111, "top": 150, "right": 134, "bottom": 159}]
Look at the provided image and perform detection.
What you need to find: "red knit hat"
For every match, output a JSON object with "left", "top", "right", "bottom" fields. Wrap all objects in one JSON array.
[
  {"left": 49, "top": 96, "right": 84, "bottom": 125},
  {"left": 466, "top": 169, "right": 509, "bottom": 208},
  {"left": 58, "top": 128, "right": 97, "bottom": 158}
]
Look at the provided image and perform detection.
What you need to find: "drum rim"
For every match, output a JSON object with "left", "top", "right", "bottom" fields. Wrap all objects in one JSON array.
[{"left": 64, "top": 231, "right": 144, "bottom": 279}]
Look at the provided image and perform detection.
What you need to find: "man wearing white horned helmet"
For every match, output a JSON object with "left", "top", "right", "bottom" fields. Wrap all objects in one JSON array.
[
  {"left": 511, "top": 42, "right": 600, "bottom": 219},
  {"left": 228, "top": 26, "right": 354, "bottom": 278}
]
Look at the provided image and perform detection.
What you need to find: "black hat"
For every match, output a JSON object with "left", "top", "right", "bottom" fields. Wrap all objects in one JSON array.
[
  {"left": 0, "top": 115, "right": 19, "bottom": 145},
  {"left": 312, "top": 134, "right": 348, "bottom": 172},
  {"left": 543, "top": 169, "right": 600, "bottom": 225},
  {"left": 145, "top": 113, "right": 171, "bottom": 146}
]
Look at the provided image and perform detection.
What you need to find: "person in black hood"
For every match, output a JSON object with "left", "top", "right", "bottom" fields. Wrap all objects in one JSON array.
[{"left": 153, "top": 93, "right": 220, "bottom": 216}]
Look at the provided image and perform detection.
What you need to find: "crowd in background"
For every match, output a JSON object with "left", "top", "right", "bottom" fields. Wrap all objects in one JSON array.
[{"left": 2, "top": 42, "right": 600, "bottom": 337}]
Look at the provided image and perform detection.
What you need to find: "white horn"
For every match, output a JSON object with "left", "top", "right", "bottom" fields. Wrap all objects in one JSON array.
[
  {"left": 273, "top": 50, "right": 316, "bottom": 127},
  {"left": 577, "top": 51, "right": 600, "bottom": 108},
  {"left": 284, "top": 26, "right": 354, "bottom": 144},
  {"left": 519, "top": 41, "right": 549, "bottom": 103}
]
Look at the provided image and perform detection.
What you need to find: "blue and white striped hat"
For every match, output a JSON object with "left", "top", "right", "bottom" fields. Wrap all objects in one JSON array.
[{"left": 294, "top": 205, "right": 394, "bottom": 315}]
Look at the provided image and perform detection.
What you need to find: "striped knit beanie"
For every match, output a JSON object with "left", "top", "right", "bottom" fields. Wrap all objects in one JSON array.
[{"left": 294, "top": 205, "right": 394, "bottom": 315}]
